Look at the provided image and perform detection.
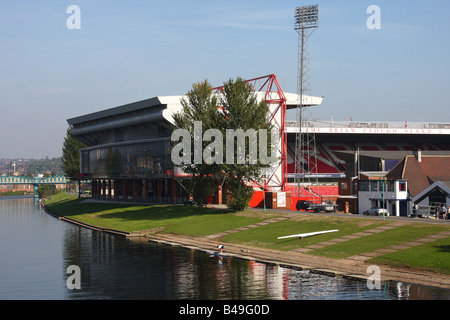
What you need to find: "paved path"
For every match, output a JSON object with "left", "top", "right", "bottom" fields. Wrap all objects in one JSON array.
[
  {"left": 346, "top": 229, "right": 450, "bottom": 262},
  {"left": 204, "top": 215, "right": 291, "bottom": 239}
]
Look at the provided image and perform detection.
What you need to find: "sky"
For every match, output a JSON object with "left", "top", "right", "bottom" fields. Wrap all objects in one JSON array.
[{"left": 0, "top": 0, "right": 449, "bottom": 159}]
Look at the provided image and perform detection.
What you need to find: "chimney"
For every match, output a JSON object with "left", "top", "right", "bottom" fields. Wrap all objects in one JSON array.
[{"left": 415, "top": 149, "right": 422, "bottom": 162}]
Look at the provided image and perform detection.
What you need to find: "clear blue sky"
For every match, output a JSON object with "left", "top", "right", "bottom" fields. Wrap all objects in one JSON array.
[{"left": 1, "top": 0, "right": 449, "bottom": 158}]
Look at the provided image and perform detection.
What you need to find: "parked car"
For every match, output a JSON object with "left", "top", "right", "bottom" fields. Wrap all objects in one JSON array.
[
  {"left": 296, "top": 200, "right": 313, "bottom": 211},
  {"left": 296, "top": 200, "right": 337, "bottom": 213},
  {"left": 183, "top": 199, "right": 197, "bottom": 206},
  {"left": 363, "top": 207, "right": 389, "bottom": 216}
]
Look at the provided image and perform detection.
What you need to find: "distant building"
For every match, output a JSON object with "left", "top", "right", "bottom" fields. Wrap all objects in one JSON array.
[
  {"left": 385, "top": 151, "right": 450, "bottom": 217},
  {"left": 357, "top": 152, "right": 450, "bottom": 217},
  {"left": 0, "top": 184, "right": 34, "bottom": 194},
  {"left": 357, "top": 175, "right": 409, "bottom": 217}
]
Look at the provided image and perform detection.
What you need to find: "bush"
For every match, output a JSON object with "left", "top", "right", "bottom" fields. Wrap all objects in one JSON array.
[
  {"left": 37, "top": 185, "right": 56, "bottom": 199},
  {"left": 227, "top": 182, "right": 254, "bottom": 212}
]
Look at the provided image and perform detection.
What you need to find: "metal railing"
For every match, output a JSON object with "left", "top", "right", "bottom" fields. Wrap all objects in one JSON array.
[{"left": 285, "top": 120, "right": 450, "bottom": 130}]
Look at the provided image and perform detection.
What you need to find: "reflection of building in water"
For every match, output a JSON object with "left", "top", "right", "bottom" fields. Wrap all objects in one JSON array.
[
  {"left": 170, "top": 255, "right": 289, "bottom": 299},
  {"left": 170, "top": 250, "right": 198, "bottom": 299},
  {"left": 248, "top": 261, "right": 289, "bottom": 300},
  {"left": 392, "top": 282, "right": 444, "bottom": 300}
]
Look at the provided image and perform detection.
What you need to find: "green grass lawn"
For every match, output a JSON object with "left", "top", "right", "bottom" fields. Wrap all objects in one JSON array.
[
  {"left": 310, "top": 224, "right": 448, "bottom": 258},
  {"left": 44, "top": 193, "right": 279, "bottom": 236},
  {"left": 370, "top": 237, "right": 450, "bottom": 275},
  {"left": 221, "top": 216, "right": 386, "bottom": 251}
]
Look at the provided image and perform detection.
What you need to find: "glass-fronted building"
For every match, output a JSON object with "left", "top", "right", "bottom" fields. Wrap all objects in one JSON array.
[{"left": 67, "top": 96, "right": 194, "bottom": 204}]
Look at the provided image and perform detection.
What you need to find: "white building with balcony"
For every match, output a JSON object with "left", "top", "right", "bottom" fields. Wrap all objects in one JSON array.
[
  {"left": 358, "top": 152, "right": 450, "bottom": 217},
  {"left": 357, "top": 177, "right": 409, "bottom": 216}
]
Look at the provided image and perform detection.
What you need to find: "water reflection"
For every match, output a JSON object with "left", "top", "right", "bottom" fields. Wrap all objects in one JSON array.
[{"left": 1, "top": 198, "right": 449, "bottom": 300}]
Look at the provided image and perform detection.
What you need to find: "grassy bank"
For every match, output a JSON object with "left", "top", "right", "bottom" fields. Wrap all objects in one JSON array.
[
  {"left": 221, "top": 216, "right": 385, "bottom": 251},
  {"left": 44, "top": 193, "right": 281, "bottom": 236},
  {"left": 45, "top": 193, "right": 450, "bottom": 275},
  {"left": 370, "top": 237, "right": 450, "bottom": 274}
]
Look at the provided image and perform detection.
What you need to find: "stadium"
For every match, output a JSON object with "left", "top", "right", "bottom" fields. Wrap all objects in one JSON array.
[
  {"left": 67, "top": 74, "right": 450, "bottom": 216},
  {"left": 285, "top": 119, "right": 450, "bottom": 184},
  {"left": 283, "top": 119, "right": 450, "bottom": 213}
]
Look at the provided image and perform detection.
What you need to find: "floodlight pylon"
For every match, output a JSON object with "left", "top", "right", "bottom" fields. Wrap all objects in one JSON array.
[{"left": 294, "top": 4, "right": 319, "bottom": 200}]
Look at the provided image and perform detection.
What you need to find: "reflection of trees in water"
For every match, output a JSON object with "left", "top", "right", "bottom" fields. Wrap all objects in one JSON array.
[{"left": 105, "top": 148, "right": 121, "bottom": 177}]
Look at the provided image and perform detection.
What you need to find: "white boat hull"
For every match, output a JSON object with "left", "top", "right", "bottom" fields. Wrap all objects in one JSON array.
[{"left": 277, "top": 229, "right": 338, "bottom": 240}]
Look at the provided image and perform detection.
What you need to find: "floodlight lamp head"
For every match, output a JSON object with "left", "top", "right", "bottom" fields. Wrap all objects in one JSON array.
[{"left": 294, "top": 4, "right": 319, "bottom": 30}]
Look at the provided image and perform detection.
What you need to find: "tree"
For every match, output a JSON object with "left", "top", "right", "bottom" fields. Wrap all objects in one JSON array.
[
  {"left": 62, "top": 127, "right": 86, "bottom": 197},
  {"left": 37, "top": 184, "right": 56, "bottom": 199},
  {"left": 171, "top": 77, "right": 274, "bottom": 211},
  {"left": 105, "top": 148, "right": 122, "bottom": 177},
  {"left": 26, "top": 157, "right": 63, "bottom": 176},
  {"left": 172, "top": 80, "right": 221, "bottom": 206},
  {"left": 219, "top": 77, "right": 273, "bottom": 211}
]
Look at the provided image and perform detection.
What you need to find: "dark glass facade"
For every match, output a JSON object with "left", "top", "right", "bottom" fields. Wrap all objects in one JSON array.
[
  {"left": 68, "top": 96, "right": 220, "bottom": 205},
  {"left": 81, "top": 138, "right": 173, "bottom": 179},
  {"left": 80, "top": 138, "right": 189, "bottom": 203}
]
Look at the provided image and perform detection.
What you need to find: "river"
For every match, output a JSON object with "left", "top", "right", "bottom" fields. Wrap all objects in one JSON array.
[{"left": 1, "top": 197, "right": 449, "bottom": 300}]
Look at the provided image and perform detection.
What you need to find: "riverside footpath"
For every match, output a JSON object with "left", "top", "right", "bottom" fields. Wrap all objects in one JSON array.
[{"left": 147, "top": 207, "right": 450, "bottom": 290}]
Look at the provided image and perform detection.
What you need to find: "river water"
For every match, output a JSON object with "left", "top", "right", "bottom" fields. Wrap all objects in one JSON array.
[{"left": 0, "top": 197, "right": 449, "bottom": 300}]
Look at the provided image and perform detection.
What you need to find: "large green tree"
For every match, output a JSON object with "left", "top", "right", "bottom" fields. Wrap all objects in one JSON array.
[
  {"left": 219, "top": 77, "right": 273, "bottom": 211},
  {"left": 62, "top": 127, "right": 86, "bottom": 181},
  {"left": 172, "top": 80, "right": 221, "bottom": 206},
  {"left": 171, "top": 77, "right": 273, "bottom": 210}
]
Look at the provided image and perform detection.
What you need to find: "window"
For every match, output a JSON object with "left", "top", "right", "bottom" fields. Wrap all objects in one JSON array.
[
  {"left": 387, "top": 181, "right": 394, "bottom": 192},
  {"left": 370, "top": 181, "right": 378, "bottom": 191},
  {"left": 82, "top": 140, "right": 173, "bottom": 179},
  {"left": 358, "top": 181, "right": 369, "bottom": 191},
  {"left": 399, "top": 181, "right": 407, "bottom": 192}
]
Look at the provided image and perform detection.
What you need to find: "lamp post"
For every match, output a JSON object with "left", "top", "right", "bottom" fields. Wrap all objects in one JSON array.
[
  {"left": 381, "top": 178, "right": 386, "bottom": 221},
  {"left": 294, "top": 5, "right": 319, "bottom": 200}
]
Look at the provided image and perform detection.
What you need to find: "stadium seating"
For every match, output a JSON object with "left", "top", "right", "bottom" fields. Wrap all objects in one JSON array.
[{"left": 288, "top": 139, "right": 450, "bottom": 176}]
